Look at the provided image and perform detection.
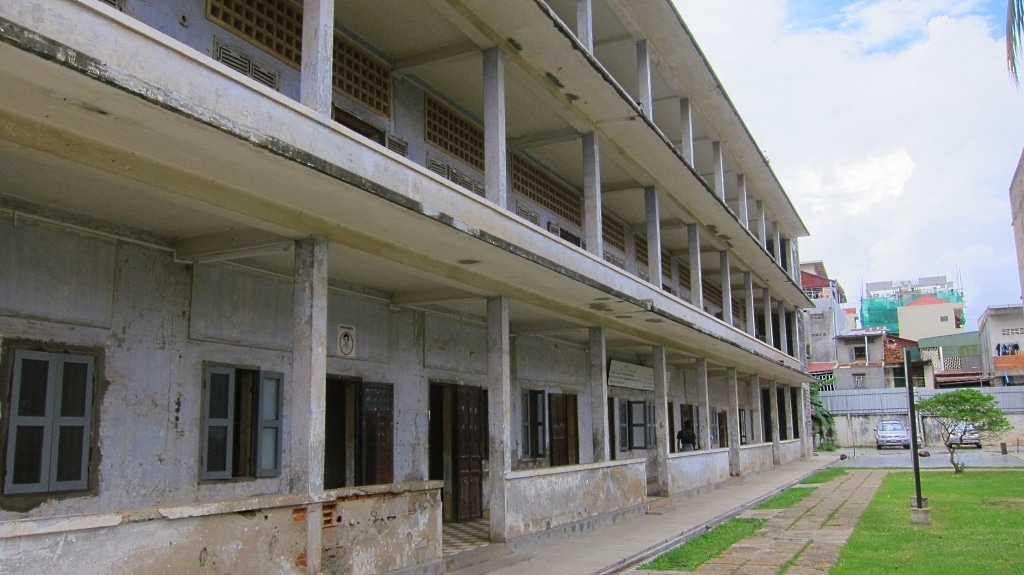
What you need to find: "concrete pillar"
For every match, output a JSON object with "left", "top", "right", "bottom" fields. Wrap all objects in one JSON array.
[
  {"left": 727, "top": 368, "right": 741, "bottom": 476},
  {"left": 625, "top": 231, "right": 637, "bottom": 275},
  {"left": 695, "top": 358, "right": 712, "bottom": 451},
  {"left": 653, "top": 346, "right": 670, "bottom": 495},
  {"left": 737, "top": 174, "right": 749, "bottom": 230},
  {"left": 670, "top": 256, "right": 680, "bottom": 296},
  {"left": 744, "top": 272, "right": 756, "bottom": 336},
  {"left": 762, "top": 288, "right": 773, "bottom": 346},
  {"left": 299, "top": 0, "right": 334, "bottom": 115},
  {"left": 688, "top": 224, "right": 703, "bottom": 310},
  {"left": 483, "top": 48, "right": 507, "bottom": 208},
  {"left": 589, "top": 327, "right": 609, "bottom": 462},
  {"left": 712, "top": 141, "right": 726, "bottom": 201},
  {"left": 769, "top": 380, "right": 781, "bottom": 465},
  {"left": 487, "top": 296, "right": 512, "bottom": 542},
  {"left": 576, "top": 0, "right": 593, "bottom": 52},
  {"left": 755, "top": 200, "right": 767, "bottom": 247},
  {"left": 801, "top": 383, "right": 813, "bottom": 457},
  {"left": 292, "top": 236, "right": 328, "bottom": 573},
  {"left": 645, "top": 186, "right": 662, "bottom": 286},
  {"left": 582, "top": 133, "right": 603, "bottom": 257},
  {"left": 680, "top": 98, "right": 694, "bottom": 166},
  {"left": 637, "top": 40, "right": 653, "bottom": 117},
  {"left": 749, "top": 375, "right": 763, "bottom": 444},
  {"left": 778, "top": 300, "right": 789, "bottom": 355},
  {"left": 720, "top": 251, "right": 732, "bottom": 325},
  {"left": 792, "top": 239, "right": 801, "bottom": 282},
  {"left": 772, "top": 222, "right": 782, "bottom": 263}
]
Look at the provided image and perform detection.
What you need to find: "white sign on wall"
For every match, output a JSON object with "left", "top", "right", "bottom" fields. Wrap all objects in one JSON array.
[
  {"left": 607, "top": 360, "right": 654, "bottom": 391},
  {"left": 338, "top": 324, "right": 356, "bottom": 357}
]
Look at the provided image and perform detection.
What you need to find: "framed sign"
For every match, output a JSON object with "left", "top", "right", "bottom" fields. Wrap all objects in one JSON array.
[
  {"left": 338, "top": 325, "right": 356, "bottom": 357},
  {"left": 607, "top": 360, "right": 654, "bottom": 391}
]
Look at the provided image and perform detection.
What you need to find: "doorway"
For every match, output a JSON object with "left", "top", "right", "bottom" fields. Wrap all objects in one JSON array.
[
  {"left": 429, "top": 383, "right": 487, "bottom": 522},
  {"left": 324, "top": 377, "right": 394, "bottom": 489}
]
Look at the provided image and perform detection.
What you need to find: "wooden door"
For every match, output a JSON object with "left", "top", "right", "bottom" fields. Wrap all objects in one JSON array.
[
  {"left": 357, "top": 382, "right": 393, "bottom": 485},
  {"left": 454, "top": 386, "right": 484, "bottom": 521},
  {"left": 549, "top": 394, "right": 568, "bottom": 466}
]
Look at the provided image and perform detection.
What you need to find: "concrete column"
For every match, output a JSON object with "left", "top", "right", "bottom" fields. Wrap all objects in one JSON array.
[
  {"left": 801, "top": 383, "right": 813, "bottom": 457},
  {"left": 487, "top": 296, "right": 512, "bottom": 542},
  {"left": 299, "top": 0, "right": 335, "bottom": 115},
  {"left": 680, "top": 98, "right": 694, "bottom": 166},
  {"left": 645, "top": 186, "right": 662, "bottom": 286},
  {"left": 727, "top": 368, "right": 741, "bottom": 476},
  {"left": 292, "top": 236, "right": 328, "bottom": 573},
  {"left": 576, "top": 0, "right": 593, "bottom": 52},
  {"left": 791, "top": 239, "right": 801, "bottom": 282},
  {"left": 755, "top": 200, "right": 767, "bottom": 247},
  {"left": 772, "top": 222, "right": 782, "bottom": 263},
  {"left": 769, "top": 380, "right": 781, "bottom": 465},
  {"left": 653, "top": 346, "right": 670, "bottom": 495},
  {"left": 762, "top": 288, "right": 773, "bottom": 346},
  {"left": 589, "top": 327, "right": 609, "bottom": 462},
  {"left": 637, "top": 40, "right": 653, "bottom": 117},
  {"left": 712, "top": 141, "right": 726, "bottom": 201},
  {"left": 778, "top": 300, "right": 789, "bottom": 355},
  {"left": 695, "top": 358, "right": 712, "bottom": 451},
  {"left": 720, "top": 251, "right": 732, "bottom": 325},
  {"left": 625, "top": 231, "right": 637, "bottom": 274},
  {"left": 749, "top": 375, "right": 763, "bottom": 444},
  {"left": 688, "top": 224, "right": 703, "bottom": 309},
  {"left": 737, "top": 174, "right": 749, "bottom": 230},
  {"left": 670, "top": 256, "right": 680, "bottom": 296},
  {"left": 483, "top": 48, "right": 507, "bottom": 208},
  {"left": 744, "top": 272, "right": 756, "bottom": 336},
  {"left": 582, "top": 133, "right": 603, "bottom": 257}
]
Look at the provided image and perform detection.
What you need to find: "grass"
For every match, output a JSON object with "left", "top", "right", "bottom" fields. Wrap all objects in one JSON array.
[
  {"left": 754, "top": 486, "right": 814, "bottom": 509},
  {"left": 639, "top": 518, "right": 765, "bottom": 571},
  {"left": 801, "top": 467, "right": 847, "bottom": 484},
  {"left": 832, "top": 471, "right": 1024, "bottom": 574}
]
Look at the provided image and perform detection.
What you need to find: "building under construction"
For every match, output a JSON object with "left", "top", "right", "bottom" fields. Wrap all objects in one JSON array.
[{"left": 860, "top": 276, "right": 965, "bottom": 341}]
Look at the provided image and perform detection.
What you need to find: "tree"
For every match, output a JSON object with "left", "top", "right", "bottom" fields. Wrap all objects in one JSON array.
[
  {"left": 1009, "top": 0, "right": 1024, "bottom": 84},
  {"left": 810, "top": 379, "right": 836, "bottom": 449},
  {"left": 915, "top": 389, "right": 1012, "bottom": 473}
]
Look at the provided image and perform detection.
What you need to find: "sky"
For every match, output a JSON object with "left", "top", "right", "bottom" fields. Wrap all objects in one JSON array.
[{"left": 672, "top": 0, "right": 1024, "bottom": 328}]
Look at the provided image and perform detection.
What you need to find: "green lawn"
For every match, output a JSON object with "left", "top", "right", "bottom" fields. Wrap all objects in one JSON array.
[
  {"left": 639, "top": 518, "right": 765, "bottom": 571},
  {"left": 800, "top": 467, "right": 846, "bottom": 484},
  {"left": 754, "top": 486, "right": 814, "bottom": 509},
  {"left": 832, "top": 471, "right": 1024, "bottom": 575}
]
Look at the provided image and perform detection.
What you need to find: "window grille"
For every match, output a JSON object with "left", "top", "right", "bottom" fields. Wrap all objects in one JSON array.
[
  {"left": 426, "top": 153, "right": 484, "bottom": 197},
  {"left": 332, "top": 34, "right": 392, "bottom": 118},
  {"left": 207, "top": 0, "right": 303, "bottom": 68},
  {"left": 214, "top": 39, "right": 280, "bottom": 89},
  {"left": 635, "top": 234, "right": 649, "bottom": 269},
  {"left": 602, "top": 212, "right": 626, "bottom": 252},
  {"left": 99, "top": 0, "right": 125, "bottom": 10},
  {"left": 661, "top": 251, "right": 672, "bottom": 281},
  {"left": 512, "top": 155, "right": 581, "bottom": 227},
  {"left": 517, "top": 203, "right": 540, "bottom": 225},
  {"left": 604, "top": 251, "right": 626, "bottom": 269},
  {"left": 386, "top": 135, "right": 408, "bottom": 157},
  {"left": 425, "top": 94, "right": 484, "bottom": 171},
  {"left": 1003, "top": 327, "right": 1024, "bottom": 335}
]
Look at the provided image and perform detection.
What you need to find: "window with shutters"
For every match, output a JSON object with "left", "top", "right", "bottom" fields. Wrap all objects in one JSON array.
[
  {"left": 201, "top": 365, "right": 282, "bottom": 480},
  {"left": 3, "top": 349, "right": 96, "bottom": 495},
  {"left": 618, "top": 399, "right": 654, "bottom": 450},
  {"left": 521, "top": 390, "right": 546, "bottom": 458}
]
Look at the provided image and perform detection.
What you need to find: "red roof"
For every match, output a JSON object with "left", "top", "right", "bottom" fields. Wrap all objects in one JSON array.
[
  {"left": 905, "top": 294, "right": 949, "bottom": 307},
  {"left": 801, "top": 271, "right": 831, "bottom": 289},
  {"left": 807, "top": 362, "right": 837, "bottom": 372},
  {"left": 845, "top": 308, "right": 856, "bottom": 315}
]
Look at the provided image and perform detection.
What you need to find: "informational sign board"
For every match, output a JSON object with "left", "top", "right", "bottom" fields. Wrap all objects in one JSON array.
[{"left": 607, "top": 359, "right": 654, "bottom": 391}]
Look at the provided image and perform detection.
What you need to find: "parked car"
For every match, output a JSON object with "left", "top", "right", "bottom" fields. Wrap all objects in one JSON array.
[
  {"left": 875, "top": 420, "right": 911, "bottom": 450},
  {"left": 946, "top": 422, "right": 982, "bottom": 449}
]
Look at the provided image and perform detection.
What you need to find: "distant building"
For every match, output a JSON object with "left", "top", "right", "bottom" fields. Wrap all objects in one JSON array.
[
  {"left": 1011, "top": 149, "right": 1024, "bottom": 302},
  {"left": 917, "top": 332, "right": 985, "bottom": 388},
  {"left": 799, "top": 261, "right": 847, "bottom": 374},
  {"left": 860, "top": 276, "right": 965, "bottom": 340},
  {"left": 979, "top": 305, "right": 1024, "bottom": 385}
]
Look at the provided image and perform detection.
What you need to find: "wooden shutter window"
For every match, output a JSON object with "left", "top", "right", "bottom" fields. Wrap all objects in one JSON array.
[
  {"left": 255, "top": 371, "right": 283, "bottom": 477},
  {"left": 202, "top": 366, "right": 235, "bottom": 480}
]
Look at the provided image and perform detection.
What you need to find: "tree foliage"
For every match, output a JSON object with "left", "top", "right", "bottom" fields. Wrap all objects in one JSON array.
[
  {"left": 915, "top": 389, "right": 1012, "bottom": 473},
  {"left": 810, "top": 379, "right": 836, "bottom": 448},
  {"left": 1009, "top": 0, "right": 1024, "bottom": 84}
]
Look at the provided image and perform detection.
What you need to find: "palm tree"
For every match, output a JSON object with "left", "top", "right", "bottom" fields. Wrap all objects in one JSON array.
[{"left": 1009, "top": 0, "right": 1024, "bottom": 83}]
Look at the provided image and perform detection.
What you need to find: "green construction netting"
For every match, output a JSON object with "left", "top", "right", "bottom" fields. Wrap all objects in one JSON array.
[{"left": 860, "top": 290, "right": 965, "bottom": 334}]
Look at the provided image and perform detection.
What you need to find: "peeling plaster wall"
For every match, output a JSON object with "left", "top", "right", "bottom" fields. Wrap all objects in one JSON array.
[
  {"left": 321, "top": 482, "right": 442, "bottom": 575},
  {"left": 667, "top": 449, "right": 730, "bottom": 497},
  {"left": 778, "top": 439, "right": 803, "bottom": 465},
  {"left": 738, "top": 444, "right": 774, "bottom": 475},
  {"left": 504, "top": 460, "right": 646, "bottom": 540},
  {"left": 0, "top": 504, "right": 306, "bottom": 575}
]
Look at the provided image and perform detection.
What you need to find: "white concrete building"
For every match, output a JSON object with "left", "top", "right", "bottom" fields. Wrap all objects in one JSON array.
[
  {"left": 980, "top": 304, "right": 1024, "bottom": 385},
  {"left": 0, "top": 1, "right": 813, "bottom": 573}
]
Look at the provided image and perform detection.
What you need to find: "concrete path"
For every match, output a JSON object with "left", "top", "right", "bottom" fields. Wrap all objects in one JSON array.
[
  {"left": 448, "top": 454, "right": 837, "bottom": 575},
  {"left": 687, "top": 470, "right": 886, "bottom": 575}
]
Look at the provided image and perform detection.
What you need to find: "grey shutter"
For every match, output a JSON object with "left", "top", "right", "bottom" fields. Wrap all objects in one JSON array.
[
  {"left": 255, "top": 371, "right": 283, "bottom": 478},
  {"left": 50, "top": 355, "right": 93, "bottom": 491},
  {"left": 202, "top": 366, "right": 235, "bottom": 480},
  {"left": 6, "top": 351, "right": 55, "bottom": 494}
]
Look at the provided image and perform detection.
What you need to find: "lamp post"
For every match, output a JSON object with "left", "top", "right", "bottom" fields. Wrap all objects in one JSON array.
[{"left": 905, "top": 347, "right": 930, "bottom": 523}]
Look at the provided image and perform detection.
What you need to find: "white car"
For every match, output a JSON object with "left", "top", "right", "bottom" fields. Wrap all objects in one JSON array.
[
  {"left": 946, "top": 422, "right": 982, "bottom": 449},
  {"left": 875, "top": 420, "right": 911, "bottom": 450}
]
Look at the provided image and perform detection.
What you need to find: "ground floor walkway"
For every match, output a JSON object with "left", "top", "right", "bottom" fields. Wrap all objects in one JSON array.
[{"left": 448, "top": 454, "right": 836, "bottom": 575}]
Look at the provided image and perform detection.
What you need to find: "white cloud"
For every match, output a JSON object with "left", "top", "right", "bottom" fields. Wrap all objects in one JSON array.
[{"left": 674, "top": 0, "right": 1024, "bottom": 323}]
